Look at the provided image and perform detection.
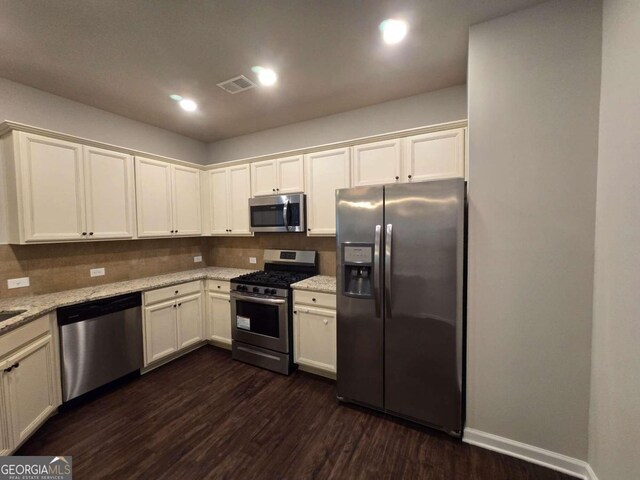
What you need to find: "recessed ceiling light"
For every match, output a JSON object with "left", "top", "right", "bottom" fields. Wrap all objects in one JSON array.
[
  {"left": 380, "top": 19, "right": 408, "bottom": 44},
  {"left": 178, "top": 98, "right": 198, "bottom": 112},
  {"left": 252, "top": 66, "right": 278, "bottom": 86}
]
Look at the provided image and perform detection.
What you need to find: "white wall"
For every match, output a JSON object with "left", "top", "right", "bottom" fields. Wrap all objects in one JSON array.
[
  {"left": 467, "top": 0, "right": 601, "bottom": 460},
  {"left": 207, "top": 85, "right": 467, "bottom": 163},
  {"left": 0, "top": 78, "right": 208, "bottom": 164},
  {"left": 589, "top": 1, "right": 640, "bottom": 479}
]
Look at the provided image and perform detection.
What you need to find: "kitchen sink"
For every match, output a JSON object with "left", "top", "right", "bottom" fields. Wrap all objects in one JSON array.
[{"left": 0, "top": 310, "right": 27, "bottom": 322}]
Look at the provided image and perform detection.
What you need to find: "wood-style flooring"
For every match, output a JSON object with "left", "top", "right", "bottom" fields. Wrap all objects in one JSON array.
[{"left": 19, "top": 347, "right": 576, "bottom": 480}]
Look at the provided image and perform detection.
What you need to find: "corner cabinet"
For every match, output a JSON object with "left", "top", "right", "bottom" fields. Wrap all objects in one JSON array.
[
  {"left": 135, "top": 157, "right": 201, "bottom": 237},
  {"left": 208, "top": 165, "right": 252, "bottom": 236},
  {"left": 251, "top": 155, "right": 304, "bottom": 196},
  {"left": 304, "top": 148, "right": 350, "bottom": 236},
  {"left": 143, "top": 280, "right": 204, "bottom": 366},
  {"left": 2, "top": 131, "right": 135, "bottom": 243},
  {"left": 0, "top": 313, "right": 61, "bottom": 455},
  {"left": 293, "top": 290, "right": 337, "bottom": 378}
]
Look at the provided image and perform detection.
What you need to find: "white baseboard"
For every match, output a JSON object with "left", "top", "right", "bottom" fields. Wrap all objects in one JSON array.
[{"left": 463, "top": 428, "right": 598, "bottom": 480}]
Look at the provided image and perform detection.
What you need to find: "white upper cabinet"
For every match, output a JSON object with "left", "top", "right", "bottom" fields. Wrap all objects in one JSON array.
[
  {"left": 227, "top": 165, "right": 252, "bottom": 235},
  {"left": 401, "top": 128, "right": 465, "bottom": 182},
  {"left": 135, "top": 157, "right": 173, "bottom": 237},
  {"left": 351, "top": 139, "right": 401, "bottom": 187},
  {"left": 251, "top": 155, "right": 304, "bottom": 196},
  {"left": 304, "top": 147, "right": 350, "bottom": 236},
  {"left": 172, "top": 165, "right": 202, "bottom": 236},
  {"left": 208, "top": 169, "right": 229, "bottom": 235},
  {"left": 83, "top": 146, "right": 135, "bottom": 239},
  {"left": 4, "top": 132, "right": 137, "bottom": 243},
  {"left": 251, "top": 160, "right": 277, "bottom": 196},
  {"left": 208, "top": 164, "right": 252, "bottom": 236},
  {"left": 16, "top": 132, "right": 86, "bottom": 242},
  {"left": 276, "top": 155, "right": 305, "bottom": 194},
  {"left": 136, "top": 156, "right": 202, "bottom": 237}
]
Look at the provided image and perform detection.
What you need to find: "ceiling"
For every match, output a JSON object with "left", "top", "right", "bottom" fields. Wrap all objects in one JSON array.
[{"left": 0, "top": 1, "right": 543, "bottom": 143}]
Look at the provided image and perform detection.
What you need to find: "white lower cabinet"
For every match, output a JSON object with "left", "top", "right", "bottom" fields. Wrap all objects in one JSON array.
[
  {"left": 207, "top": 292, "right": 232, "bottom": 346},
  {"left": 293, "top": 291, "right": 337, "bottom": 377},
  {"left": 0, "top": 314, "right": 61, "bottom": 455},
  {"left": 143, "top": 281, "right": 204, "bottom": 366},
  {"left": 177, "top": 293, "right": 204, "bottom": 349}
]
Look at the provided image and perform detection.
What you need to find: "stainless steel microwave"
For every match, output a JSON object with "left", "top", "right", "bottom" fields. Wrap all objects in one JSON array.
[{"left": 249, "top": 194, "right": 306, "bottom": 233}]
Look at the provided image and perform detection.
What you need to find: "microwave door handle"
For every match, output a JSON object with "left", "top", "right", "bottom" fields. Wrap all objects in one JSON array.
[
  {"left": 373, "top": 224, "right": 382, "bottom": 317},
  {"left": 385, "top": 223, "right": 392, "bottom": 317},
  {"left": 283, "top": 200, "right": 289, "bottom": 231}
]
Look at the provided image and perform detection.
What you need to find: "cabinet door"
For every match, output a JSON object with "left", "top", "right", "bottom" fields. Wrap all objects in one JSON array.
[
  {"left": 276, "top": 155, "right": 304, "bottom": 194},
  {"left": 2, "top": 335, "right": 57, "bottom": 447},
  {"left": 209, "top": 169, "right": 229, "bottom": 235},
  {"left": 18, "top": 132, "right": 86, "bottom": 241},
  {"left": 144, "top": 299, "right": 178, "bottom": 365},
  {"left": 251, "top": 159, "right": 277, "bottom": 196},
  {"left": 83, "top": 146, "right": 135, "bottom": 239},
  {"left": 304, "top": 148, "right": 350, "bottom": 236},
  {"left": 177, "top": 292, "right": 204, "bottom": 350},
  {"left": 293, "top": 307, "right": 337, "bottom": 373},
  {"left": 0, "top": 370, "right": 10, "bottom": 455},
  {"left": 352, "top": 139, "right": 401, "bottom": 187},
  {"left": 172, "top": 164, "right": 202, "bottom": 236},
  {"left": 207, "top": 292, "right": 231, "bottom": 345},
  {"left": 228, "top": 165, "right": 252, "bottom": 235},
  {"left": 135, "top": 157, "right": 173, "bottom": 237},
  {"left": 402, "top": 128, "right": 465, "bottom": 182}
]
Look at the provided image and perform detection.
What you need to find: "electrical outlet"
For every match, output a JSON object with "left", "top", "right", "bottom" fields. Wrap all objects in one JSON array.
[
  {"left": 7, "top": 277, "right": 30, "bottom": 289},
  {"left": 194, "top": 255, "right": 203, "bottom": 263},
  {"left": 249, "top": 257, "right": 257, "bottom": 264},
  {"left": 90, "top": 267, "right": 106, "bottom": 277}
]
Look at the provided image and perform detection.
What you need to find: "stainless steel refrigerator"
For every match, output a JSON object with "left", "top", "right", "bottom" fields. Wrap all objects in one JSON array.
[{"left": 336, "top": 178, "right": 465, "bottom": 437}]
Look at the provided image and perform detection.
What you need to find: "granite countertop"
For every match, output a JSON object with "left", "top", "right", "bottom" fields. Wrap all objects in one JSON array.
[
  {"left": 291, "top": 275, "right": 336, "bottom": 294},
  {"left": 0, "top": 267, "right": 254, "bottom": 336}
]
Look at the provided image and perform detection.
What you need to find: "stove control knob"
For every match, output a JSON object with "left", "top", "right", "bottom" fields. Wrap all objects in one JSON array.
[
  {"left": 269, "top": 289, "right": 277, "bottom": 295},
  {"left": 253, "top": 287, "right": 260, "bottom": 293}
]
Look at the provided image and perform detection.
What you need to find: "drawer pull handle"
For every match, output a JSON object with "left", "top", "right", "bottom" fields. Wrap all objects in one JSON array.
[{"left": 4, "top": 362, "right": 19, "bottom": 373}]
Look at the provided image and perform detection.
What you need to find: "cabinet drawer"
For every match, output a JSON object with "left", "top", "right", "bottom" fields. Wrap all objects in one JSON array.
[
  {"left": 0, "top": 315, "right": 50, "bottom": 359},
  {"left": 294, "top": 290, "right": 336, "bottom": 309},
  {"left": 144, "top": 280, "right": 201, "bottom": 305},
  {"left": 207, "top": 279, "right": 230, "bottom": 294}
]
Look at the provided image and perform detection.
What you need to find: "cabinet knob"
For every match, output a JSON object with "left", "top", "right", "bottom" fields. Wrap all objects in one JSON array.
[
  {"left": 217, "top": 285, "right": 221, "bottom": 289},
  {"left": 276, "top": 188, "right": 280, "bottom": 191},
  {"left": 395, "top": 176, "right": 399, "bottom": 180},
  {"left": 173, "top": 304, "right": 177, "bottom": 308},
  {"left": 175, "top": 230, "right": 179, "bottom": 233},
  {"left": 294, "top": 310, "right": 297, "bottom": 314},
  {"left": 170, "top": 230, "right": 174, "bottom": 233},
  {"left": 272, "top": 188, "right": 276, "bottom": 192},
  {"left": 89, "top": 232, "right": 94, "bottom": 236},
  {"left": 408, "top": 174, "right": 412, "bottom": 179},
  {"left": 178, "top": 303, "right": 182, "bottom": 307},
  {"left": 82, "top": 232, "right": 87, "bottom": 236},
  {"left": 175, "top": 290, "right": 179, "bottom": 294},
  {"left": 312, "top": 298, "right": 316, "bottom": 302},
  {"left": 307, "top": 228, "right": 311, "bottom": 231}
]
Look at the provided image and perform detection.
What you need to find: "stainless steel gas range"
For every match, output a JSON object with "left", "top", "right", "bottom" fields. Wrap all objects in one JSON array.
[{"left": 230, "top": 249, "right": 317, "bottom": 375}]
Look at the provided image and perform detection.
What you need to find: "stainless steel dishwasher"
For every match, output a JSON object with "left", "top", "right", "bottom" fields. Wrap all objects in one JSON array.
[{"left": 57, "top": 292, "right": 142, "bottom": 402}]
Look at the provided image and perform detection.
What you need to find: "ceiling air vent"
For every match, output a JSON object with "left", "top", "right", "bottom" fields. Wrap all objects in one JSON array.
[{"left": 217, "top": 75, "right": 257, "bottom": 94}]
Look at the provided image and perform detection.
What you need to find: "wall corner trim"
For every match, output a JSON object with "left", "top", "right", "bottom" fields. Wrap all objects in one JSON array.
[{"left": 463, "top": 428, "right": 598, "bottom": 480}]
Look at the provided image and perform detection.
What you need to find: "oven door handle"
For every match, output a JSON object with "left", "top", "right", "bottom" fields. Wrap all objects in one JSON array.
[
  {"left": 283, "top": 200, "right": 290, "bottom": 231},
  {"left": 231, "top": 294, "right": 286, "bottom": 305}
]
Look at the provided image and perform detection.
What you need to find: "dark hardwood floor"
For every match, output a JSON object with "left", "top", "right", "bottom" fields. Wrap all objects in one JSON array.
[{"left": 19, "top": 347, "right": 575, "bottom": 480}]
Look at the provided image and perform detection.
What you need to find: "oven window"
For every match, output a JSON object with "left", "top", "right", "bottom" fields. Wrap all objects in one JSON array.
[
  {"left": 250, "top": 203, "right": 301, "bottom": 227},
  {"left": 236, "top": 300, "right": 280, "bottom": 338}
]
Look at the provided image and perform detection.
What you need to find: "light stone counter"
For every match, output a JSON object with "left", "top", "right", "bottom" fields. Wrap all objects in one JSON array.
[
  {"left": 291, "top": 275, "right": 336, "bottom": 294},
  {"left": 0, "top": 267, "right": 254, "bottom": 335}
]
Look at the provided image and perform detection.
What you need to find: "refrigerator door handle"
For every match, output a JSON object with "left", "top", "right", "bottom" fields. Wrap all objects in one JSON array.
[
  {"left": 385, "top": 223, "right": 393, "bottom": 317},
  {"left": 373, "top": 224, "right": 382, "bottom": 317}
]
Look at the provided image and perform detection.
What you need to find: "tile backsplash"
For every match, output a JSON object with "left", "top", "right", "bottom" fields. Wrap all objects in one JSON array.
[{"left": 0, "top": 234, "right": 336, "bottom": 298}]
